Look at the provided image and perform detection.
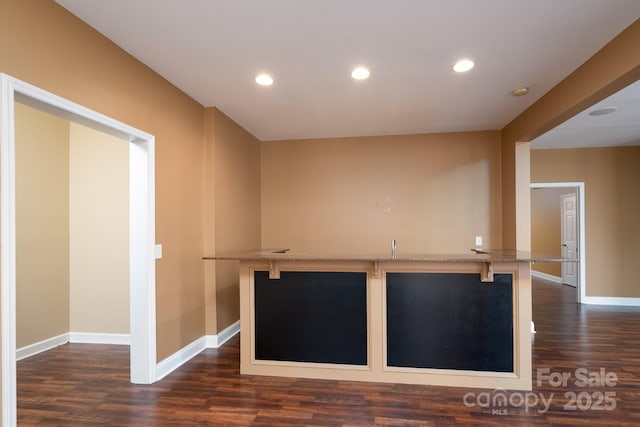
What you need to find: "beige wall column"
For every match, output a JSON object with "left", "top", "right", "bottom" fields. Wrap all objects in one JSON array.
[
  {"left": 515, "top": 142, "right": 531, "bottom": 251},
  {"left": 501, "top": 139, "right": 516, "bottom": 248},
  {"left": 499, "top": 140, "right": 530, "bottom": 251}
]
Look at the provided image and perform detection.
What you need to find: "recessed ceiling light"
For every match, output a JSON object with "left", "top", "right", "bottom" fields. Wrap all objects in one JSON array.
[
  {"left": 589, "top": 106, "right": 618, "bottom": 116},
  {"left": 453, "top": 59, "right": 474, "bottom": 73},
  {"left": 255, "top": 74, "right": 274, "bottom": 86},
  {"left": 511, "top": 87, "right": 529, "bottom": 96},
  {"left": 351, "top": 67, "right": 370, "bottom": 80}
]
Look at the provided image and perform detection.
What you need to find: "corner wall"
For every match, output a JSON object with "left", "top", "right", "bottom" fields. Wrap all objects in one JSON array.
[{"left": 204, "top": 108, "right": 261, "bottom": 334}]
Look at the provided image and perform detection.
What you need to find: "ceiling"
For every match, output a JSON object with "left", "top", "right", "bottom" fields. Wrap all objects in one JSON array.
[
  {"left": 531, "top": 79, "right": 640, "bottom": 149},
  {"left": 55, "top": 0, "right": 640, "bottom": 143}
]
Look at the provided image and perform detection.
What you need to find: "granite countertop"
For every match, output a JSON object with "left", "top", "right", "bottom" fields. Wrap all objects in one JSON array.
[{"left": 203, "top": 248, "right": 570, "bottom": 263}]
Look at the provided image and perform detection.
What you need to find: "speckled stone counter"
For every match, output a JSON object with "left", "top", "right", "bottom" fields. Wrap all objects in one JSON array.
[{"left": 204, "top": 248, "right": 563, "bottom": 263}]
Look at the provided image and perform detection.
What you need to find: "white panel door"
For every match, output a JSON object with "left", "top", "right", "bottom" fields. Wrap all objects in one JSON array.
[{"left": 561, "top": 193, "right": 578, "bottom": 287}]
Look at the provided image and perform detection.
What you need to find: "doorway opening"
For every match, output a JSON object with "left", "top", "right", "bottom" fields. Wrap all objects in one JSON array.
[
  {"left": 530, "top": 182, "right": 586, "bottom": 304},
  {"left": 1, "top": 74, "right": 157, "bottom": 426}
]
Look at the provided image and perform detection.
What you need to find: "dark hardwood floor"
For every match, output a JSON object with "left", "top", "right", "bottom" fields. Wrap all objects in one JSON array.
[{"left": 17, "top": 278, "right": 640, "bottom": 426}]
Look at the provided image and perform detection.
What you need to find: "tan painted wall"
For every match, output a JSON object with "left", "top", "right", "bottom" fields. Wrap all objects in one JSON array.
[
  {"left": 531, "top": 188, "right": 572, "bottom": 277},
  {"left": 531, "top": 147, "right": 640, "bottom": 297},
  {"left": 15, "top": 103, "right": 70, "bottom": 348},
  {"left": 209, "top": 109, "right": 261, "bottom": 333},
  {"left": 69, "top": 123, "right": 129, "bottom": 334},
  {"left": 502, "top": 19, "right": 640, "bottom": 249},
  {"left": 1, "top": 0, "right": 206, "bottom": 360},
  {"left": 262, "top": 131, "right": 502, "bottom": 254}
]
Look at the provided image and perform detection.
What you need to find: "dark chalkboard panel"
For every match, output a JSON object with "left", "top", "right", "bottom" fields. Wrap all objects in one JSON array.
[
  {"left": 386, "top": 272, "right": 513, "bottom": 372},
  {"left": 254, "top": 271, "right": 367, "bottom": 365}
]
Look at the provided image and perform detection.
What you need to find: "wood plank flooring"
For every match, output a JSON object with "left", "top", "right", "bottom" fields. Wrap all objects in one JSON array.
[{"left": 17, "top": 279, "right": 640, "bottom": 425}]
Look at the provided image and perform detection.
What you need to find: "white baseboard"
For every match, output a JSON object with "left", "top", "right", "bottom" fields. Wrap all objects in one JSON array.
[
  {"left": 69, "top": 332, "right": 130, "bottom": 345},
  {"left": 206, "top": 320, "right": 240, "bottom": 348},
  {"left": 17, "top": 332, "right": 131, "bottom": 361},
  {"left": 582, "top": 296, "right": 640, "bottom": 307},
  {"left": 531, "top": 271, "right": 562, "bottom": 284},
  {"left": 155, "top": 336, "right": 207, "bottom": 381},
  {"left": 154, "top": 321, "right": 240, "bottom": 381},
  {"left": 18, "top": 322, "right": 240, "bottom": 380},
  {"left": 16, "top": 333, "right": 69, "bottom": 361},
  {"left": 532, "top": 271, "right": 639, "bottom": 306}
]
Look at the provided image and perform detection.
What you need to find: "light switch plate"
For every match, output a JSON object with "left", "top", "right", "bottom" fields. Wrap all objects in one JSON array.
[
  {"left": 475, "top": 236, "right": 483, "bottom": 247},
  {"left": 155, "top": 244, "right": 163, "bottom": 259}
]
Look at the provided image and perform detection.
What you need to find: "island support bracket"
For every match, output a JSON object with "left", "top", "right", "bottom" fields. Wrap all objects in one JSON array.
[
  {"left": 372, "top": 261, "right": 381, "bottom": 279},
  {"left": 269, "top": 261, "right": 280, "bottom": 279},
  {"left": 480, "top": 262, "right": 494, "bottom": 283}
]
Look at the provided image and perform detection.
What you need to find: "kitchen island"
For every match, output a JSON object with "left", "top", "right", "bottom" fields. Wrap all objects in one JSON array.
[{"left": 204, "top": 249, "right": 563, "bottom": 390}]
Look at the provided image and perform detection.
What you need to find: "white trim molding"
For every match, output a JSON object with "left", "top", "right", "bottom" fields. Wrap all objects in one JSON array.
[
  {"left": 155, "top": 337, "right": 207, "bottom": 381},
  {"left": 206, "top": 320, "right": 240, "bottom": 348},
  {"left": 531, "top": 270, "right": 562, "bottom": 284},
  {"left": 582, "top": 296, "right": 640, "bottom": 307},
  {"left": 0, "top": 73, "right": 18, "bottom": 427},
  {"left": 69, "top": 333, "right": 130, "bottom": 345},
  {"left": 16, "top": 334, "right": 69, "bottom": 361}
]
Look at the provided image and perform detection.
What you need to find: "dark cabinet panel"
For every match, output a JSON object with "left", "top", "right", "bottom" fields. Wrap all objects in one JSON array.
[
  {"left": 386, "top": 273, "right": 513, "bottom": 372},
  {"left": 255, "top": 271, "right": 367, "bottom": 365}
]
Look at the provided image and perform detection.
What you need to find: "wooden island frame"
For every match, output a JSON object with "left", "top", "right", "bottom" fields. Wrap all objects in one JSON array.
[{"left": 205, "top": 249, "right": 564, "bottom": 391}]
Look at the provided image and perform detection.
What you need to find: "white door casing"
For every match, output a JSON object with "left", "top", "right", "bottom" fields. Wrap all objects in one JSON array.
[
  {"left": 561, "top": 193, "right": 578, "bottom": 287},
  {"left": 1, "top": 74, "right": 157, "bottom": 427}
]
